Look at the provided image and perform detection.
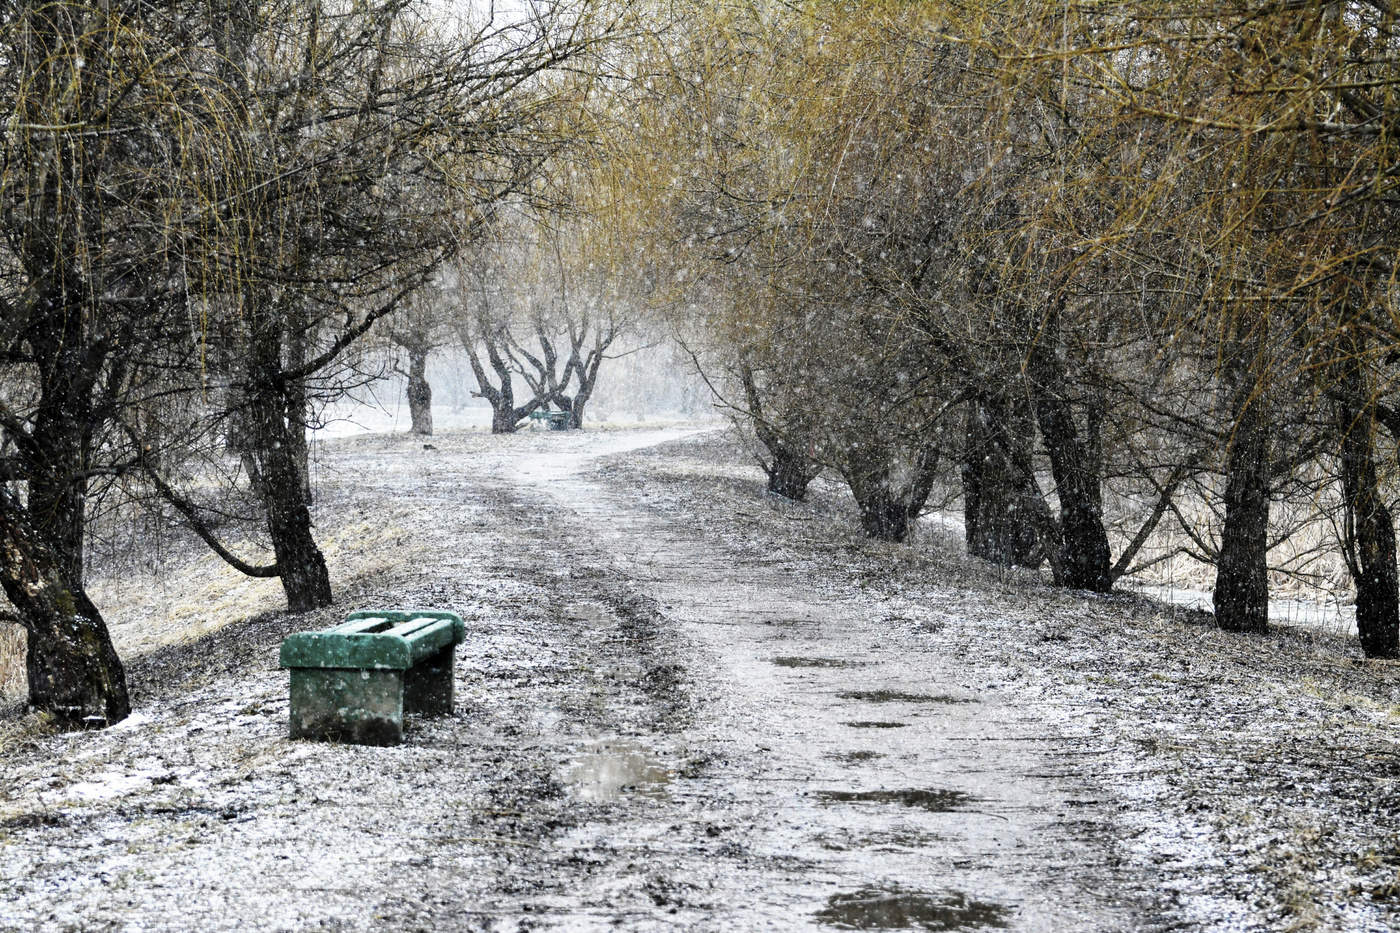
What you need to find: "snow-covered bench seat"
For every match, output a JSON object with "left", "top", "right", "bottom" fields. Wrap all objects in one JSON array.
[{"left": 279, "top": 609, "right": 466, "bottom": 745}]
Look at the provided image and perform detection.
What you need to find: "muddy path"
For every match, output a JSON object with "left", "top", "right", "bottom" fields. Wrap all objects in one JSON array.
[
  {"left": 505, "top": 433, "right": 1147, "bottom": 930},
  {"left": 2, "top": 426, "right": 1397, "bottom": 931}
]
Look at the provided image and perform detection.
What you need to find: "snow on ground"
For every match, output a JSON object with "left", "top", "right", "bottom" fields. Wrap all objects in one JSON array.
[
  {"left": 2, "top": 425, "right": 1399, "bottom": 932},
  {"left": 1124, "top": 581, "right": 1359, "bottom": 637}
]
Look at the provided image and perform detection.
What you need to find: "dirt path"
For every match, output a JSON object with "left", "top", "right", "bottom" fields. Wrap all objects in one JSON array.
[
  {"left": 509, "top": 434, "right": 1144, "bottom": 930},
  {"left": 3, "top": 426, "right": 1396, "bottom": 931}
]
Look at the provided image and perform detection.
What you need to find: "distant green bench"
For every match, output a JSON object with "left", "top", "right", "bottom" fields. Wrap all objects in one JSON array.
[
  {"left": 279, "top": 609, "right": 466, "bottom": 745},
  {"left": 527, "top": 409, "right": 571, "bottom": 430}
]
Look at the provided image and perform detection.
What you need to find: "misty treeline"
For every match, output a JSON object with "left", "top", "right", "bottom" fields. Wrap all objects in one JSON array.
[
  {"left": 395, "top": 221, "right": 642, "bottom": 436},
  {"left": 604, "top": 2, "right": 1400, "bottom": 658}
]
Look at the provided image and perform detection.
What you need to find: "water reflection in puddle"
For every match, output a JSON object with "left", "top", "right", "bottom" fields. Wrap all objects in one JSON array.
[
  {"left": 815, "top": 887, "right": 1012, "bottom": 930},
  {"left": 813, "top": 788, "right": 973, "bottom": 812},
  {"left": 839, "top": 690, "right": 974, "bottom": 705},
  {"left": 772, "top": 656, "right": 870, "bottom": 669},
  {"left": 561, "top": 740, "right": 670, "bottom": 801}
]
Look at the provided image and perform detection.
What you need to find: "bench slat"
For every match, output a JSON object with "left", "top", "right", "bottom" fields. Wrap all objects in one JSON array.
[
  {"left": 386, "top": 616, "right": 442, "bottom": 639},
  {"left": 405, "top": 618, "right": 457, "bottom": 663},
  {"left": 345, "top": 609, "right": 466, "bottom": 644},
  {"left": 279, "top": 631, "right": 412, "bottom": 670},
  {"left": 327, "top": 616, "right": 389, "bottom": 636}
]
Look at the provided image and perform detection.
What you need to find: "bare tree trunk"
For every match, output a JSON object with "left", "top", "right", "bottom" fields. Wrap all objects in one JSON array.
[
  {"left": 28, "top": 398, "right": 91, "bottom": 584},
  {"left": 407, "top": 346, "right": 433, "bottom": 436},
  {"left": 1208, "top": 310, "right": 1277, "bottom": 636},
  {"left": 763, "top": 440, "right": 818, "bottom": 500},
  {"left": 284, "top": 382, "right": 313, "bottom": 506},
  {"left": 489, "top": 407, "right": 516, "bottom": 433},
  {"left": 854, "top": 478, "right": 913, "bottom": 540},
  {"left": 738, "top": 362, "right": 819, "bottom": 501},
  {"left": 0, "top": 491, "right": 128, "bottom": 726},
  {"left": 565, "top": 397, "right": 586, "bottom": 429},
  {"left": 1031, "top": 344, "right": 1112, "bottom": 592},
  {"left": 245, "top": 305, "right": 332, "bottom": 612},
  {"left": 284, "top": 308, "right": 313, "bottom": 505},
  {"left": 843, "top": 445, "right": 941, "bottom": 543},
  {"left": 17, "top": 304, "right": 129, "bottom": 724},
  {"left": 1214, "top": 371, "right": 1271, "bottom": 634},
  {"left": 563, "top": 359, "right": 598, "bottom": 428},
  {"left": 962, "top": 392, "right": 1043, "bottom": 567},
  {"left": 249, "top": 384, "right": 332, "bottom": 611},
  {"left": 1336, "top": 349, "right": 1399, "bottom": 658}
]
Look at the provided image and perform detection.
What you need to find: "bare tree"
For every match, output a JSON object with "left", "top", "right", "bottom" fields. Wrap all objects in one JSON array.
[
  {"left": 183, "top": 0, "right": 611, "bottom": 610},
  {"left": 0, "top": 0, "right": 262, "bottom": 724},
  {"left": 389, "top": 293, "right": 452, "bottom": 436}
]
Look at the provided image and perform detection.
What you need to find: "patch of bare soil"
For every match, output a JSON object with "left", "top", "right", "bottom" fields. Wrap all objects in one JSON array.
[{"left": 0, "top": 425, "right": 1394, "bottom": 932}]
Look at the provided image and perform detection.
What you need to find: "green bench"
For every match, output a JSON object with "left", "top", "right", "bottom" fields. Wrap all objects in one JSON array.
[
  {"left": 527, "top": 409, "right": 571, "bottom": 430},
  {"left": 279, "top": 609, "right": 466, "bottom": 745}
]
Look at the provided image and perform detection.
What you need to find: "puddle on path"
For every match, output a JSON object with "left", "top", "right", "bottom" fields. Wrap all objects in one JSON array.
[
  {"left": 772, "top": 656, "right": 870, "bottom": 669},
  {"left": 838, "top": 690, "right": 974, "bottom": 705},
  {"left": 815, "top": 887, "right": 1012, "bottom": 930},
  {"left": 813, "top": 789, "right": 974, "bottom": 812},
  {"left": 560, "top": 740, "right": 670, "bottom": 802},
  {"left": 828, "top": 750, "right": 887, "bottom": 763},
  {"left": 843, "top": 721, "right": 907, "bottom": 729},
  {"left": 815, "top": 828, "right": 945, "bottom": 853}
]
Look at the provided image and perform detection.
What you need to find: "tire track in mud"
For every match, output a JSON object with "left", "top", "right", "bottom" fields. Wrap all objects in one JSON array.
[{"left": 497, "top": 432, "right": 1159, "bottom": 931}]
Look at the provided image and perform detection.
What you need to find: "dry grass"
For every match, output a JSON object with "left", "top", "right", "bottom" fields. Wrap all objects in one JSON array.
[
  {"left": 0, "top": 462, "right": 421, "bottom": 705},
  {"left": 0, "top": 624, "right": 23, "bottom": 699},
  {"left": 90, "top": 512, "right": 416, "bottom": 659}
]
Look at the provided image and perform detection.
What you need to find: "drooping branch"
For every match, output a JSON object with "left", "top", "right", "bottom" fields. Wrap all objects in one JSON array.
[{"left": 122, "top": 424, "right": 280, "bottom": 579}]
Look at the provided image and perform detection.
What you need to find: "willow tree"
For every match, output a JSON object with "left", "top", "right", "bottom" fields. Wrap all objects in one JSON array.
[
  {"left": 154, "top": 0, "right": 616, "bottom": 610},
  {"left": 601, "top": 3, "right": 975, "bottom": 541},
  {"left": 0, "top": 0, "right": 622, "bottom": 724},
  {"left": 617, "top": 4, "right": 1139, "bottom": 565},
  {"left": 975, "top": 0, "right": 1400, "bottom": 653},
  {"left": 606, "top": 0, "right": 1399, "bottom": 645},
  {"left": 0, "top": 0, "right": 260, "bottom": 724}
]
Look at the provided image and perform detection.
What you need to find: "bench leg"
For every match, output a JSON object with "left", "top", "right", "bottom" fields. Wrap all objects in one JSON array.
[
  {"left": 404, "top": 644, "right": 455, "bottom": 717},
  {"left": 288, "top": 668, "right": 405, "bottom": 745}
]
